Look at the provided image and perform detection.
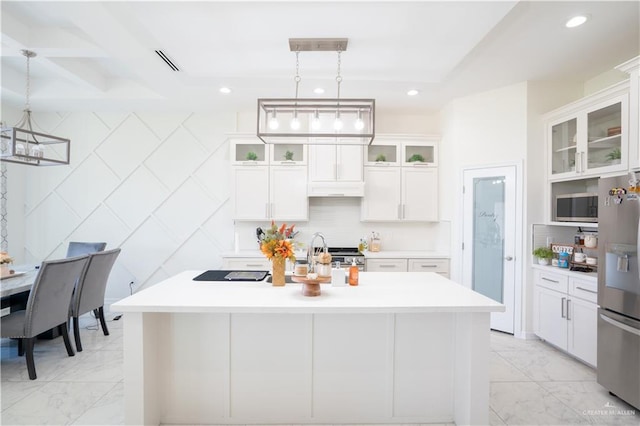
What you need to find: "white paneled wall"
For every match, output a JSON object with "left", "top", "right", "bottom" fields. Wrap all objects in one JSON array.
[{"left": 8, "top": 110, "right": 236, "bottom": 305}]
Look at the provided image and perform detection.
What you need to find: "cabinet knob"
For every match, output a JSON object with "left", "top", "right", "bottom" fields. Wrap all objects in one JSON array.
[{"left": 505, "top": 255, "right": 514, "bottom": 261}]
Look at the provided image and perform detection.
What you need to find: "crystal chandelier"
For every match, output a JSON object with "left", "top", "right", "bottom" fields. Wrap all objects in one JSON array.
[
  {"left": 1, "top": 50, "right": 71, "bottom": 166},
  {"left": 257, "top": 38, "right": 375, "bottom": 145}
]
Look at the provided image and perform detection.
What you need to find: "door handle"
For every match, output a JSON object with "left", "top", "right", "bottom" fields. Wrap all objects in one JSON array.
[
  {"left": 561, "top": 297, "right": 566, "bottom": 318},
  {"left": 600, "top": 313, "right": 640, "bottom": 336},
  {"left": 566, "top": 299, "right": 571, "bottom": 320},
  {"left": 505, "top": 256, "right": 513, "bottom": 261}
]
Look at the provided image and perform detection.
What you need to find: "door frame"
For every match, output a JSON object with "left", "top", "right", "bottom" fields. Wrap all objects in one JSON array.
[{"left": 459, "top": 161, "right": 524, "bottom": 337}]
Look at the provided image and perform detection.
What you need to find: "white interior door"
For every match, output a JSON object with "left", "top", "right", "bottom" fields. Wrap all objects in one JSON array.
[{"left": 462, "top": 166, "right": 517, "bottom": 333}]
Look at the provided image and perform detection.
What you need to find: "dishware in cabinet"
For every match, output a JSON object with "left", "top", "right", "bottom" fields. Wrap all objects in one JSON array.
[{"left": 547, "top": 85, "right": 628, "bottom": 179}]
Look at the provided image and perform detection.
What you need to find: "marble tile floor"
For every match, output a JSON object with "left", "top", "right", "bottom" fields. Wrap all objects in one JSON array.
[{"left": 1, "top": 318, "right": 638, "bottom": 426}]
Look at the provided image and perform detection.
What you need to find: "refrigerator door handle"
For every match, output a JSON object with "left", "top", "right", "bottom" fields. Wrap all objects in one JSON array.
[{"left": 600, "top": 313, "right": 640, "bottom": 337}]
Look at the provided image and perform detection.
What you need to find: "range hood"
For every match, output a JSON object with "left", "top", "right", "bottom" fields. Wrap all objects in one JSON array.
[{"left": 307, "top": 181, "right": 364, "bottom": 197}]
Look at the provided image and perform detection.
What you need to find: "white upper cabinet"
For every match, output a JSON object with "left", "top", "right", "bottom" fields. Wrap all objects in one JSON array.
[
  {"left": 308, "top": 139, "right": 364, "bottom": 196},
  {"left": 616, "top": 56, "right": 640, "bottom": 170},
  {"left": 269, "top": 166, "right": 308, "bottom": 221},
  {"left": 361, "top": 135, "right": 439, "bottom": 222},
  {"left": 402, "top": 167, "right": 438, "bottom": 221},
  {"left": 546, "top": 83, "right": 629, "bottom": 180},
  {"left": 230, "top": 135, "right": 308, "bottom": 221}
]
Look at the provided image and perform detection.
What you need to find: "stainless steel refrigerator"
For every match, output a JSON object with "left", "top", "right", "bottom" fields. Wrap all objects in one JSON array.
[{"left": 597, "top": 175, "right": 640, "bottom": 410}]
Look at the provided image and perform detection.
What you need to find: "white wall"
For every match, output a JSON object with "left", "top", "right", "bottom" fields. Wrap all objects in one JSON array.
[
  {"left": 440, "top": 82, "right": 528, "bottom": 283},
  {"left": 5, "top": 106, "right": 443, "bottom": 306}
]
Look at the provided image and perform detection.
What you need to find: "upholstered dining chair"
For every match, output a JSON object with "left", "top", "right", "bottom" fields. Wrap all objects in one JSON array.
[
  {"left": 1, "top": 255, "right": 90, "bottom": 380},
  {"left": 70, "top": 248, "right": 121, "bottom": 352},
  {"left": 66, "top": 241, "right": 106, "bottom": 258}
]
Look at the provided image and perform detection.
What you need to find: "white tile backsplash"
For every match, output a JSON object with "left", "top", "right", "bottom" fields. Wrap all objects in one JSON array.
[{"left": 236, "top": 197, "right": 450, "bottom": 252}]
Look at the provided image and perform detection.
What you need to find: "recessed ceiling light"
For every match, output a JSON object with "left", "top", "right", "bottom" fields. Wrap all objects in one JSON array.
[
  {"left": 565, "top": 15, "right": 589, "bottom": 28},
  {"left": 407, "top": 89, "right": 419, "bottom": 96},
  {"left": 314, "top": 87, "right": 325, "bottom": 94},
  {"left": 219, "top": 87, "right": 231, "bottom": 94}
]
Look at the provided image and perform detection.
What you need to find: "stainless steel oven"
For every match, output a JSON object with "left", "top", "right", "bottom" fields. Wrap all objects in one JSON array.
[
  {"left": 327, "top": 247, "right": 365, "bottom": 271},
  {"left": 597, "top": 176, "right": 640, "bottom": 409}
]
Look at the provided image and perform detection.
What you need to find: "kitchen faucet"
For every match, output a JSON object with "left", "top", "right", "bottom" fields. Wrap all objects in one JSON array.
[{"left": 307, "top": 232, "right": 327, "bottom": 273}]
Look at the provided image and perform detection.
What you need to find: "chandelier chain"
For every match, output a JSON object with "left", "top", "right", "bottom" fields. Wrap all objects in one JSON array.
[
  {"left": 336, "top": 49, "right": 342, "bottom": 100},
  {"left": 25, "top": 52, "right": 31, "bottom": 111},
  {"left": 294, "top": 50, "right": 301, "bottom": 99}
]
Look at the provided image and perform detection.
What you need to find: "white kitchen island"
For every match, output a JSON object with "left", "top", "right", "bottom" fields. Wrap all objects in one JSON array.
[{"left": 112, "top": 271, "right": 504, "bottom": 426}]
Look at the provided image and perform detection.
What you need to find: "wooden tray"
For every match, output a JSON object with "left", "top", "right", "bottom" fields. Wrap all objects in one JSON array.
[{"left": 291, "top": 275, "right": 330, "bottom": 297}]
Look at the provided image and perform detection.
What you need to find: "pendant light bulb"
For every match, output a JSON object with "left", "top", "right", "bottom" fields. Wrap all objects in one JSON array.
[
  {"left": 311, "top": 110, "right": 321, "bottom": 130},
  {"left": 354, "top": 110, "right": 365, "bottom": 131},
  {"left": 290, "top": 111, "right": 301, "bottom": 130},
  {"left": 333, "top": 117, "right": 343, "bottom": 131},
  {"left": 268, "top": 110, "right": 279, "bottom": 130}
]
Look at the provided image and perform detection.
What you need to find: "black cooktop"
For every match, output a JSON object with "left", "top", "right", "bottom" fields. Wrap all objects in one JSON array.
[{"left": 193, "top": 270, "right": 269, "bottom": 282}]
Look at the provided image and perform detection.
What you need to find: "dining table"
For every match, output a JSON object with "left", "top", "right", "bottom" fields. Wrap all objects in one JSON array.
[{"left": 1, "top": 266, "right": 38, "bottom": 315}]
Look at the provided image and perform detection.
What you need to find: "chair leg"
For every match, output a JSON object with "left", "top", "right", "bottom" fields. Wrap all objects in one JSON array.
[
  {"left": 73, "top": 316, "right": 83, "bottom": 352},
  {"left": 24, "top": 338, "right": 36, "bottom": 380},
  {"left": 59, "top": 323, "right": 75, "bottom": 357},
  {"left": 97, "top": 306, "right": 109, "bottom": 336},
  {"left": 17, "top": 338, "right": 24, "bottom": 356}
]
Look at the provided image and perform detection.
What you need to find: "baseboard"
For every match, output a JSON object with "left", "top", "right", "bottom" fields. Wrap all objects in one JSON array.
[{"left": 516, "top": 330, "right": 539, "bottom": 340}]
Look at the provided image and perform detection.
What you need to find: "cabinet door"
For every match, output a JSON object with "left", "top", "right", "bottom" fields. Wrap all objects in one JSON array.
[
  {"left": 361, "top": 167, "right": 401, "bottom": 221},
  {"left": 567, "top": 297, "right": 597, "bottom": 366},
  {"left": 230, "top": 138, "right": 269, "bottom": 165},
  {"left": 336, "top": 145, "right": 363, "bottom": 181},
  {"left": 407, "top": 259, "right": 449, "bottom": 276},
  {"left": 402, "top": 168, "right": 438, "bottom": 221},
  {"left": 534, "top": 285, "right": 568, "bottom": 351},
  {"left": 583, "top": 95, "right": 628, "bottom": 175},
  {"left": 549, "top": 116, "right": 579, "bottom": 177},
  {"left": 233, "top": 167, "right": 269, "bottom": 220},
  {"left": 270, "top": 166, "right": 308, "bottom": 221},
  {"left": 224, "top": 258, "right": 270, "bottom": 270},
  {"left": 309, "top": 145, "right": 336, "bottom": 181},
  {"left": 365, "top": 259, "right": 408, "bottom": 272}
]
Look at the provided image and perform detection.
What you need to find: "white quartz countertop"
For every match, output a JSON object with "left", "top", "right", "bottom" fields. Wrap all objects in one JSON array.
[
  {"left": 531, "top": 264, "right": 598, "bottom": 282},
  {"left": 222, "top": 251, "right": 450, "bottom": 259},
  {"left": 112, "top": 271, "right": 503, "bottom": 314},
  {"left": 363, "top": 251, "right": 449, "bottom": 259}
]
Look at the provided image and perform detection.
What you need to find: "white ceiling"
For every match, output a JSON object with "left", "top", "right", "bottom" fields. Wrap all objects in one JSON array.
[{"left": 1, "top": 1, "right": 638, "bottom": 115}]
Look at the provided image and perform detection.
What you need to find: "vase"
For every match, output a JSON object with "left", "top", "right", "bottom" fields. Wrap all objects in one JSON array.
[
  {"left": 538, "top": 258, "right": 549, "bottom": 265},
  {"left": 0, "top": 264, "right": 9, "bottom": 277},
  {"left": 271, "top": 257, "right": 286, "bottom": 286}
]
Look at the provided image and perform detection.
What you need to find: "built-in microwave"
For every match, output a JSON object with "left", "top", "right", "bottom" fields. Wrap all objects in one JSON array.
[{"left": 554, "top": 193, "right": 598, "bottom": 223}]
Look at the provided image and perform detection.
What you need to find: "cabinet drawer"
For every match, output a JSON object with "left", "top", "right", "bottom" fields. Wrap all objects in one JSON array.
[
  {"left": 569, "top": 277, "right": 598, "bottom": 303},
  {"left": 366, "top": 259, "right": 408, "bottom": 272},
  {"left": 223, "top": 258, "right": 271, "bottom": 271},
  {"left": 408, "top": 259, "right": 449, "bottom": 273},
  {"left": 535, "top": 270, "right": 569, "bottom": 293}
]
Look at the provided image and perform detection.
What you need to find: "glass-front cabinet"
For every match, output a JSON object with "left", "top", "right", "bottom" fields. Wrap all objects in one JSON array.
[{"left": 548, "top": 92, "right": 628, "bottom": 179}]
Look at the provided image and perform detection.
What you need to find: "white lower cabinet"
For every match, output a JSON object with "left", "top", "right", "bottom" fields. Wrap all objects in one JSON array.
[
  {"left": 365, "top": 259, "right": 407, "bottom": 272},
  {"left": 408, "top": 259, "right": 450, "bottom": 278},
  {"left": 533, "top": 269, "right": 597, "bottom": 366},
  {"left": 223, "top": 257, "right": 271, "bottom": 271},
  {"left": 366, "top": 258, "right": 450, "bottom": 277}
]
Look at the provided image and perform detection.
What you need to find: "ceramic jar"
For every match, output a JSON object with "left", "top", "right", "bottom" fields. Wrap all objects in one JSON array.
[{"left": 584, "top": 234, "right": 597, "bottom": 248}]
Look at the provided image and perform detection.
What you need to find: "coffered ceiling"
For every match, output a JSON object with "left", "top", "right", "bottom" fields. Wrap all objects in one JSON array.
[{"left": 1, "top": 1, "right": 638, "bottom": 114}]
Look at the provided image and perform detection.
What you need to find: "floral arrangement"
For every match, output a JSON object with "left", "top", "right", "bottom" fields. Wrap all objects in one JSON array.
[
  {"left": 0, "top": 251, "right": 13, "bottom": 265},
  {"left": 259, "top": 221, "right": 299, "bottom": 262}
]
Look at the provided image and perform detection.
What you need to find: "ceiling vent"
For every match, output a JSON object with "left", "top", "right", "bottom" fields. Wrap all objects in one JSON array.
[{"left": 155, "top": 50, "right": 180, "bottom": 71}]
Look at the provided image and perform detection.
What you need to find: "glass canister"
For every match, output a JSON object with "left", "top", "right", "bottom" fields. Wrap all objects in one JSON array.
[{"left": 294, "top": 259, "right": 308, "bottom": 276}]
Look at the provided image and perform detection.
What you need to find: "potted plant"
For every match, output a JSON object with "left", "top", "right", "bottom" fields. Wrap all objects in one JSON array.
[
  {"left": 284, "top": 150, "right": 294, "bottom": 161},
  {"left": 407, "top": 153, "right": 425, "bottom": 162},
  {"left": 246, "top": 151, "right": 258, "bottom": 161},
  {"left": 606, "top": 148, "right": 621, "bottom": 162},
  {"left": 375, "top": 153, "right": 386, "bottom": 162},
  {"left": 532, "top": 246, "right": 554, "bottom": 265}
]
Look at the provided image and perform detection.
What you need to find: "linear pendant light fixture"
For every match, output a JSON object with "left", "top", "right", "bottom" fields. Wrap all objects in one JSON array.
[
  {"left": 257, "top": 38, "right": 375, "bottom": 145},
  {"left": 1, "top": 50, "right": 70, "bottom": 166}
]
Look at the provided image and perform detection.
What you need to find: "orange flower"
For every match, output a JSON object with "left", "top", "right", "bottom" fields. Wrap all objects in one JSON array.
[{"left": 258, "top": 222, "right": 299, "bottom": 262}]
